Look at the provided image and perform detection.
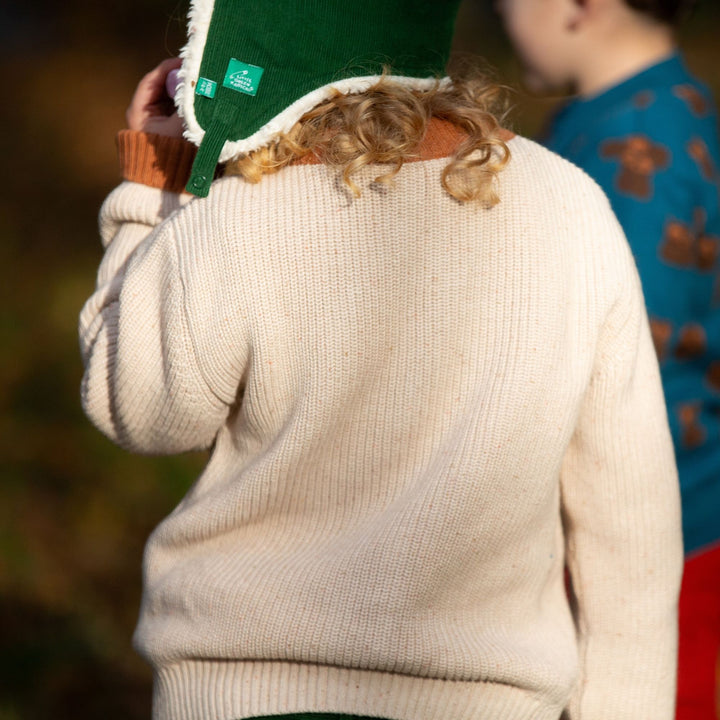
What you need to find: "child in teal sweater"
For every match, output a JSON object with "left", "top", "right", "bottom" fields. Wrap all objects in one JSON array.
[{"left": 497, "top": 0, "right": 720, "bottom": 716}]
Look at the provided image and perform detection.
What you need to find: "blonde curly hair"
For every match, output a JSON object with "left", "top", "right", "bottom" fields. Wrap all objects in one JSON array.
[{"left": 224, "top": 65, "right": 512, "bottom": 205}]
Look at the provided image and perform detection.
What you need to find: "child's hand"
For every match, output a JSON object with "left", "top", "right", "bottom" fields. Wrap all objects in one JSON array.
[{"left": 126, "top": 58, "right": 184, "bottom": 138}]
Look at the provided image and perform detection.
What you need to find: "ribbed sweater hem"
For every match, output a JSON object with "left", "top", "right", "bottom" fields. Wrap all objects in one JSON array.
[{"left": 153, "top": 661, "right": 561, "bottom": 720}]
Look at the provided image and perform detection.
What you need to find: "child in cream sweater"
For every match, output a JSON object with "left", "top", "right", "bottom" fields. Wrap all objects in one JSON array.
[{"left": 80, "top": 2, "right": 683, "bottom": 719}]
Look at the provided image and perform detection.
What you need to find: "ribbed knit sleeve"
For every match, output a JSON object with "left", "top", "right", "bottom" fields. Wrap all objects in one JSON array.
[
  {"left": 79, "top": 182, "right": 230, "bottom": 453},
  {"left": 560, "top": 224, "right": 683, "bottom": 719}
]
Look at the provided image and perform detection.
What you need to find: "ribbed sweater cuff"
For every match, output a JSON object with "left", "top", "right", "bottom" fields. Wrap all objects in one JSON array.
[{"left": 117, "top": 130, "right": 197, "bottom": 194}]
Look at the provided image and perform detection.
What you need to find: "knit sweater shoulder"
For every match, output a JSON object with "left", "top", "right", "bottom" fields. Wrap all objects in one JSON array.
[{"left": 79, "top": 121, "right": 682, "bottom": 720}]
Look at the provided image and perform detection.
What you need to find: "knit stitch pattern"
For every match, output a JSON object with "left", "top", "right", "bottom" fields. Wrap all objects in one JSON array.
[{"left": 79, "top": 128, "right": 682, "bottom": 720}]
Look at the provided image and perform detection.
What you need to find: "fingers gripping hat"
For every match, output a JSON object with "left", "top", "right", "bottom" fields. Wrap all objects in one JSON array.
[{"left": 177, "top": 0, "right": 463, "bottom": 197}]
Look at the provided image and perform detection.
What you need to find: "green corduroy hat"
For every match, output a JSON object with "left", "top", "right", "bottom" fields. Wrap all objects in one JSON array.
[{"left": 176, "top": 0, "right": 463, "bottom": 197}]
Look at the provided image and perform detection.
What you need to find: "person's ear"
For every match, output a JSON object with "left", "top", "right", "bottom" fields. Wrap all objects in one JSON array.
[{"left": 566, "top": 0, "right": 590, "bottom": 31}]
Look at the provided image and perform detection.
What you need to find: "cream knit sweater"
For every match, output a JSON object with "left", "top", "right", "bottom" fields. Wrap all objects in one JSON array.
[{"left": 80, "top": 122, "right": 683, "bottom": 720}]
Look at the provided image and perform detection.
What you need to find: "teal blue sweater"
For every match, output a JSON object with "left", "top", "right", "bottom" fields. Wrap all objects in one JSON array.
[{"left": 543, "top": 53, "right": 720, "bottom": 554}]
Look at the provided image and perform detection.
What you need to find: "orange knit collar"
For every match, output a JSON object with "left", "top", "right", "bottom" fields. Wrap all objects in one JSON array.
[{"left": 291, "top": 117, "right": 515, "bottom": 166}]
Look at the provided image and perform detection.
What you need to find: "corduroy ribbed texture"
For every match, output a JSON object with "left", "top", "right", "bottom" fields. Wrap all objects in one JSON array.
[
  {"left": 80, "top": 126, "right": 683, "bottom": 720},
  {"left": 177, "top": 0, "right": 462, "bottom": 172}
]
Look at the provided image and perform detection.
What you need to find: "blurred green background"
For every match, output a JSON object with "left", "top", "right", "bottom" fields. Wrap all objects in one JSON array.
[{"left": 1, "top": 2, "right": 718, "bottom": 718}]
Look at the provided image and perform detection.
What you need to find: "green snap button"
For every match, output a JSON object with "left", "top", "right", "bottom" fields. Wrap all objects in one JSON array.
[{"left": 190, "top": 175, "right": 207, "bottom": 190}]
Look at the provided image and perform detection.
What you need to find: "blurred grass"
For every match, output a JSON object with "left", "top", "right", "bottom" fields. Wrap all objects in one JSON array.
[
  {"left": 0, "top": 1, "right": 718, "bottom": 718},
  {"left": 0, "top": 3, "right": 203, "bottom": 718}
]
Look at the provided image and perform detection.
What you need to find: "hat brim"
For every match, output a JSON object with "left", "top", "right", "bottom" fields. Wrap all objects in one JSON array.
[{"left": 175, "top": 0, "right": 448, "bottom": 163}]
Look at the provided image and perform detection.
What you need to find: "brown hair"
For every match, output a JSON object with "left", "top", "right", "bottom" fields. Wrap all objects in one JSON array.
[
  {"left": 224, "top": 65, "right": 511, "bottom": 206},
  {"left": 625, "top": 0, "right": 698, "bottom": 24}
]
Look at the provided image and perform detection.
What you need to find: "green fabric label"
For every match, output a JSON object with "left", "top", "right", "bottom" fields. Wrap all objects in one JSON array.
[
  {"left": 222, "top": 58, "right": 264, "bottom": 96},
  {"left": 196, "top": 77, "right": 217, "bottom": 99}
]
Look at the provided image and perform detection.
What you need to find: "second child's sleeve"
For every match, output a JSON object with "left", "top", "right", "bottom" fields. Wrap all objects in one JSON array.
[
  {"left": 560, "top": 230, "right": 683, "bottom": 720},
  {"left": 79, "top": 132, "right": 238, "bottom": 454}
]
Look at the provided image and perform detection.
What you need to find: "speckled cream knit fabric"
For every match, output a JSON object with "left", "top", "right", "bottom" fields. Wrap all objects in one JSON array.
[{"left": 79, "top": 122, "right": 683, "bottom": 720}]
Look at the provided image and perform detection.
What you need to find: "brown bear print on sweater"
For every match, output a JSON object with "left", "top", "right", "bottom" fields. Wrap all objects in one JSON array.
[
  {"left": 697, "top": 232, "right": 720, "bottom": 270},
  {"left": 672, "top": 84, "right": 711, "bottom": 117},
  {"left": 674, "top": 324, "right": 707, "bottom": 360},
  {"left": 687, "top": 137, "right": 716, "bottom": 181},
  {"left": 600, "top": 135, "right": 670, "bottom": 199},
  {"left": 660, "top": 220, "right": 695, "bottom": 267},
  {"left": 707, "top": 362, "right": 720, "bottom": 393},
  {"left": 633, "top": 90, "right": 655, "bottom": 110},
  {"left": 660, "top": 210, "right": 720, "bottom": 271},
  {"left": 677, "top": 402, "right": 706, "bottom": 449},
  {"left": 650, "top": 317, "right": 673, "bottom": 361}
]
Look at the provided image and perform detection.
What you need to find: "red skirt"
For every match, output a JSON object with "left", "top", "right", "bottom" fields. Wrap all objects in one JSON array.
[{"left": 676, "top": 542, "right": 720, "bottom": 720}]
